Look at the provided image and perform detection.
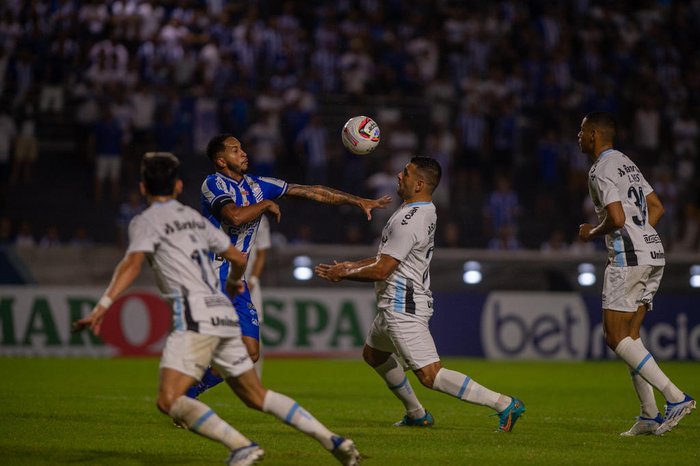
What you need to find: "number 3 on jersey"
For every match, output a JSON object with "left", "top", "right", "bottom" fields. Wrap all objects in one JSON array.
[{"left": 627, "top": 186, "right": 647, "bottom": 226}]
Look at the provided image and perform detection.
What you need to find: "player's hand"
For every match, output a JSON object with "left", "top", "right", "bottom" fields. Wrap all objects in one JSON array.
[
  {"left": 71, "top": 305, "right": 109, "bottom": 336},
  {"left": 226, "top": 278, "right": 246, "bottom": 297},
  {"left": 579, "top": 223, "right": 594, "bottom": 241},
  {"left": 314, "top": 262, "right": 345, "bottom": 282},
  {"left": 359, "top": 195, "right": 392, "bottom": 220},
  {"left": 265, "top": 201, "right": 282, "bottom": 223}
]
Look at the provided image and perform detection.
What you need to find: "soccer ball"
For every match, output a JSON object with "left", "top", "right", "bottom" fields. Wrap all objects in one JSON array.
[{"left": 341, "top": 116, "right": 380, "bottom": 155}]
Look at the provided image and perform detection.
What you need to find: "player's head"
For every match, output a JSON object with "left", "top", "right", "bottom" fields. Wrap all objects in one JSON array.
[
  {"left": 140, "top": 152, "right": 181, "bottom": 197},
  {"left": 398, "top": 156, "right": 442, "bottom": 200},
  {"left": 578, "top": 112, "right": 616, "bottom": 156},
  {"left": 207, "top": 134, "right": 248, "bottom": 176}
]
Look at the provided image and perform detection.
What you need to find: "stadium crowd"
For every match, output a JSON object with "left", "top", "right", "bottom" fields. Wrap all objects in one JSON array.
[{"left": 1, "top": 0, "right": 699, "bottom": 251}]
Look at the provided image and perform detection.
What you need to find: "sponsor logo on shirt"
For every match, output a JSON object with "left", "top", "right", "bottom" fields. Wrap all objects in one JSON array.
[
  {"left": 164, "top": 219, "right": 207, "bottom": 234},
  {"left": 650, "top": 251, "right": 665, "bottom": 259},
  {"left": 643, "top": 234, "right": 661, "bottom": 244},
  {"left": 210, "top": 316, "right": 239, "bottom": 327},
  {"left": 401, "top": 206, "right": 419, "bottom": 225}
]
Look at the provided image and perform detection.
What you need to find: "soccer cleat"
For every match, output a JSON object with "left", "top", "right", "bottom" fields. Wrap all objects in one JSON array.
[
  {"left": 496, "top": 397, "right": 525, "bottom": 432},
  {"left": 226, "top": 443, "right": 264, "bottom": 466},
  {"left": 620, "top": 414, "right": 663, "bottom": 436},
  {"left": 655, "top": 394, "right": 696, "bottom": 436},
  {"left": 393, "top": 411, "right": 434, "bottom": 427},
  {"left": 331, "top": 436, "right": 361, "bottom": 466}
]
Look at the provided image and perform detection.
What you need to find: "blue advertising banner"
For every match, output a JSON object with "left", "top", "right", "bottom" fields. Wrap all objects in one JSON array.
[{"left": 431, "top": 292, "right": 700, "bottom": 361}]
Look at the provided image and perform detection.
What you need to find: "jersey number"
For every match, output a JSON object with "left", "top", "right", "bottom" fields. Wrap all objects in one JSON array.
[
  {"left": 627, "top": 186, "right": 647, "bottom": 226},
  {"left": 191, "top": 249, "right": 216, "bottom": 293}
]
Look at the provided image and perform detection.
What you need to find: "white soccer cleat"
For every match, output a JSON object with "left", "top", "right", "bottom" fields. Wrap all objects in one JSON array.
[
  {"left": 620, "top": 414, "right": 663, "bottom": 436},
  {"left": 331, "top": 436, "right": 361, "bottom": 466},
  {"left": 227, "top": 443, "right": 265, "bottom": 466},
  {"left": 655, "top": 394, "right": 696, "bottom": 436}
]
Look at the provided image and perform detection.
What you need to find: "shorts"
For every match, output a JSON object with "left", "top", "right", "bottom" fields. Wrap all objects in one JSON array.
[
  {"left": 160, "top": 330, "right": 254, "bottom": 381},
  {"left": 230, "top": 281, "right": 260, "bottom": 340},
  {"left": 602, "top": 265, "right": 664, "bottom": 312},
  {"left": 96, "top": 154, "right": 121, "bottom": 181},
  {"left": 366, "top": 309, "right": 439, "bottom": 371}
]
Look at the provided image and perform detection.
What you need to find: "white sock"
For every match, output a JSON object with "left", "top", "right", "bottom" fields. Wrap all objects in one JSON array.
[
  {"left": 262, "top": 390, "right": 336, "bottom": 450},
  {"left": 373, "top": 354, "right": 425, "bottom": 418},
  {"left": 433, "top": 368, "right": 511, "bottom": 412},
  {"left": 615, "top": 337, "right": 684, "bottom": 403},
  {"left": 628, "top": 366, "right": 659, "bottom": 419},
  {"left": 169, "top": 396, "right": 250, "bottom": 450}
]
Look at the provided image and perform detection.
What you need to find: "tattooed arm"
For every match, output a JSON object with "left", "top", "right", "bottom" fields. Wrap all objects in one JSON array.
[{"left": 285, "top": 184, "right": 391, "bottom": 220}]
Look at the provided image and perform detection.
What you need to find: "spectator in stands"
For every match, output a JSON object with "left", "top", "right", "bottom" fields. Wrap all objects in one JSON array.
[
  {"left": 39, "top": 224, "right": 62, "bottom": 248},
  {"left": 90, "top": 106, "right": 124, "bottom": 202},
  {"left": 15, "top": 221, "right": 35, "bottom": 248},
  {"left": 9, "top": 100, "right": 38, "bottom": 186}
]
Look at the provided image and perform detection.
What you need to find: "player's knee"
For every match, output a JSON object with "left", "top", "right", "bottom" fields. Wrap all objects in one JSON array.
[
  {"left": 416, "top": 372, "right": 436, "bottom": 389},
  {"left": 156, "top": 393, "right": 176, "bottom": 415},
  {"left": 248, "top": 350, "right": 260, "bottom": 363},
  {"left": 605, "top": 332, "right": 622, "bottom": 350}
]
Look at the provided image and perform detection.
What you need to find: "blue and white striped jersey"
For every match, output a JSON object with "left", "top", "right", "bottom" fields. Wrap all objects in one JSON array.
[
  {"left": 375, "top": 201, "right": 436, "bottom": 316},
  {"left": 200, "top": 172, "right": 287, "bottom": 284},
  {"left": 588, "top": 149, "right": 665, "bottom": 267}
]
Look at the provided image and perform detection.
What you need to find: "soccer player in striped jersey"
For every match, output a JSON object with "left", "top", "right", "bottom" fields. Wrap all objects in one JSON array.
[
  {"left": 315, "top": 157, "right": 525, "bottom": 433},
  {"left": 73, "top": 152, "right": 361, "bottom": 466},
  {"left": 577, "top": 112, "right": 695, "bottom": 436},
  {"left": 189, "top": 133, "right": 391, "bottom": 398}
]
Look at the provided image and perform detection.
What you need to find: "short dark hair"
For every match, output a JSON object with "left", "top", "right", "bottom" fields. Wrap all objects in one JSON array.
[
  {"left": 141, "top": 152, "right": 180, "bottom": 195},
  {"left": 411, "top": 156, "right": 442, "bottom": 193},
  {"left": 584, "top": 111, "right": 617, "bottom": 139},
  {"left": 206, "top": 133, "right": 235, "bottom": 162}
]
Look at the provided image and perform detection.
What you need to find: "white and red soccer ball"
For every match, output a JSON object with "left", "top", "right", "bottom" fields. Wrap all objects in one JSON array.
[{"left": 341, "top": 116, "right": 381, "bottom": 155}]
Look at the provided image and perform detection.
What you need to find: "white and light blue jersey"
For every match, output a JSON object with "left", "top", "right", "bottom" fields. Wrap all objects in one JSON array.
[
  {"left": 126, "top": 200, "right": 239, "bottom": 337},
  {"left": 588, "top": 149, "right": 665, "bottom": 267},
  {"left": 375, "top": 201, "right": 436, "bottom": 317},
  {"left": 200, "top": 172, "right": 287, "bottom": 284}
]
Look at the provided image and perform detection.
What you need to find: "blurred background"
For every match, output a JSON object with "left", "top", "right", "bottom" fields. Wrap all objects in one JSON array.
[{"left": 0, "top": 1, "right": 699, "bottom": 359}]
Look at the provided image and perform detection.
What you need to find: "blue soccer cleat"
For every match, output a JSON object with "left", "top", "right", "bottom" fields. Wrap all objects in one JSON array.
[
  {"left": 655, "top": 394, "right": 696, "bottom": 435},
  {"left": 393, "top": 410, "right": 434, "bottom": 427},
  {"left": 227, "top": 442, "right": 264, "bottom": 466},
  {"left": 496, "top": 397, "right": 525, "bottom": 432}
]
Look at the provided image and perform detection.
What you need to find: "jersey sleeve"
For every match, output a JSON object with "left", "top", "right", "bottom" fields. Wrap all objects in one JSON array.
[
  {"left": 381, "top": 216, "right": 417, "bottom": 262},
  {"left": 201, "top": 175, "right": 236, "bottom": 218},
  {"left": 254, "top": 176, "right": 288, "bottom": 200},
  {"left": 203, "top": 215, "right": 232, "bottom": 254},
  {"left": 596, "top": 168, "right": 621, "bottom": 208},
  {"left": 125, "top": 215, "right": 159, "bottom": 254}
]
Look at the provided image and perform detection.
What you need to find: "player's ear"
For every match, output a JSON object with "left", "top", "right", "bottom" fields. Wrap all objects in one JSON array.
[
  {"left": 174, "top": 179, "right": 183, "bottom": 196},
  {"left": 139, "top": 181, "right": 146, "bottom": 197},
  {"left": 215, "top": 155, "right": 226, "bottom": 169}
]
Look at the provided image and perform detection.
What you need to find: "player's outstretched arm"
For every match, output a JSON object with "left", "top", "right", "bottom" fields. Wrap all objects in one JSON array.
[
  {"left": 646, "top": 191, "right": 665, "bottom": 228},
  {"left": 220, "top": 199, "right": 282, "bottom": 225},
  {"left": 72, "top": 252, "right": 145, "bottom": 336},
  {"left": 222, "top": 244, "right": 248, "bottom": 296},
  {"left": 315, "top": 254, "right": 399, "bottom": 282},
  {"left": 286, "top": 184, "right": 391, "bottom": 220}
]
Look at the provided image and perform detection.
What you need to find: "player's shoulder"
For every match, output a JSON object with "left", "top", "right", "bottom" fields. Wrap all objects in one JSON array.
[{"left": 395, "top": 202, "right": 435, "bottom": 227}]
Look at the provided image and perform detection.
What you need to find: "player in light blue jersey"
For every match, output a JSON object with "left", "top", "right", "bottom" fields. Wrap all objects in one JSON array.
[
  {"left": 577, "top": 112, "right": 695, "bottom": 436},
  {"left": 189, "top": 133, "right": 391, "bottom": 398},
  {"left": 316, "top": 157, "right": 525, "bottom": 433},
  {"left": 73, "top": 152, "right": 361, "bottom": 466}
]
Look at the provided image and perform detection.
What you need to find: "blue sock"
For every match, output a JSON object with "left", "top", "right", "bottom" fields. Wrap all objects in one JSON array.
[{"left": 186, "top": 367, "right": 224, "bottom": 398}]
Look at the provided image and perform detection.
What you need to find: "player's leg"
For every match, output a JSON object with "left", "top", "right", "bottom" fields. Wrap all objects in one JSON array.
[
  {"left": 159, "top": 331, "right": 256, "bottom": 462},
  {"left": 363, "top": 312, "right": 429, "bottom": 426},
  {"left": 249, "top": 279, "right": 264, "bottom": 378},
  {"left": 604, "top": 266, "right": 694, "bottom": 434},
  {"left": 218, "top": 342, "right": 360, "bottom": 465}
]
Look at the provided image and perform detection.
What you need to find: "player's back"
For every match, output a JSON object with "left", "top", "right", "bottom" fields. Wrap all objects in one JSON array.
[
  {"left": 130, "top": 200, "right": 228, "bottom": 299},
  {"left": 590, "top": 150, "right": 665, "bottom": 266}
]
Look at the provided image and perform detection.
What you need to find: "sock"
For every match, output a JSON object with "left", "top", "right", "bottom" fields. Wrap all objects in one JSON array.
[
  {"left": 628, "top": 366, "right": 659, "bottom": 419},
  {"left": 373, "top": 354, "right": 425, "bottom": 418},
  {"left": 186, "top": 366, "right": 224, "bottom": 398},
  {"left": 169, "top": 396, "right": 250, "bottom": 450},
  {"left": 615, "top": 337, "right": 684, "bottom": 403},
  {"left": 262, "top": 390, "right": 336, "bottom": 450},
  {"left": 433, "top": 368, "right": 511, "bottom": 412}
]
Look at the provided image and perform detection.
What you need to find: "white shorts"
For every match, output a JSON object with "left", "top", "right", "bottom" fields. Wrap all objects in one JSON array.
[
  {"left": 366, "top": 309, "right": 439, "bottom": 371},
  {"left": 602, "top": 265, "right": 664, "bottom": 312},
  {"left": 160, "top": 330, "right": 254, "bottom": 381}
]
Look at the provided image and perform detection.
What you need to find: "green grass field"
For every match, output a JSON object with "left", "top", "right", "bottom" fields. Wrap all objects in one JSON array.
[{"left": 0, "top": 357, "right": 698, "bottom": 465}]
